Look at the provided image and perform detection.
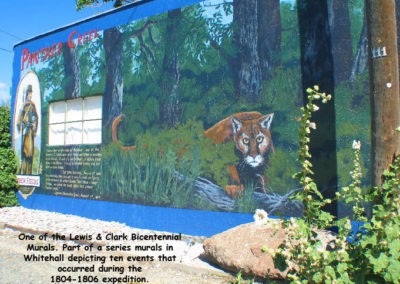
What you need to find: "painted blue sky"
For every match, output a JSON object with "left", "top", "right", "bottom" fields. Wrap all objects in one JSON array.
[{"left": 0, "top": 0, "right": 114, "bottom": 104}]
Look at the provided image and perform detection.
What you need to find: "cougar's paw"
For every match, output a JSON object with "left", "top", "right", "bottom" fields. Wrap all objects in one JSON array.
[{"left": 225, "top": 185, "right": 244, "bottom": 199}]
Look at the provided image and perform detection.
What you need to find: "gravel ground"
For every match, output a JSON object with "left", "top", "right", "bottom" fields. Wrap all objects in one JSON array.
[{"left": 0, "top": 206, "right": 233, "bottom": 284}]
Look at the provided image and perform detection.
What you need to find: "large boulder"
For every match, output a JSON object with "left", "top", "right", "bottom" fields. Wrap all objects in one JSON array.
[
  {"left": 203, "top": 222, "right": 287, "bottom": 279},
  {"left": 203, "top": 220, "right": 337, "bottom": 279}
]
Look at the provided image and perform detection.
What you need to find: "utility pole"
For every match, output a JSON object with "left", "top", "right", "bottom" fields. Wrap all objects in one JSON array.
[{"left": 365, "top": 0, "right": 400, "bottom": 186}]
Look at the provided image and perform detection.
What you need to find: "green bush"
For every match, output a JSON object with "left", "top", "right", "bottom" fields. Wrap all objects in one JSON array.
[
  {"left": 273, "top": 86, "right": 400, "bottom": 283},
  {"left": 0, "top": 106, "right": 19, "bottom": 207}
]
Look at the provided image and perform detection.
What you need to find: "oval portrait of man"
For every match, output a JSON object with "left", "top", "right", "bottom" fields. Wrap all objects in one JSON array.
[{"left": 13, "top": 71, "right": 42, "bottom": 197}]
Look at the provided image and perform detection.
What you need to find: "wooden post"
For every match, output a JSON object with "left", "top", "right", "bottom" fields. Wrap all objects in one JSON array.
[{"left": 365, "top": 0, "right": 400, "bottom": 186}]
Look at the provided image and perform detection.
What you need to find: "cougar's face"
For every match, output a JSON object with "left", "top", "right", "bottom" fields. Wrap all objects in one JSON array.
[{"left": 231, "top": 113, "right": 274, "bottom": 168}]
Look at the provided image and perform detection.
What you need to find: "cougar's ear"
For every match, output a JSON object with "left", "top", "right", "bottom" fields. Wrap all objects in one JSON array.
[
  {"left": 259, "top": 113, "right": 274, "bottom": 130},
  {"left": 231, "top": 117, "right": 242, "bottom": 133}
]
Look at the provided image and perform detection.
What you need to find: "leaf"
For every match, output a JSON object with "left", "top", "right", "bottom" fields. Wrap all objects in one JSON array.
[
  {"left": 386, "top": 261, "right": 400, "bottom": 283},
  {"left": 324, "top": 265, "right": 336, "bottom": 280},
  {"left": 389, "top": 239, "right": 400, "bottom": 258},
  {"left": 361, "top": 234, "right": 377, "bottom": 248},
  {"left": 337, "top": 262, "right": 348, "bottom": 275},
  {"left": 313, "top": 272, "right": 323, "bottom": 283},
  {"left": 370, "top": 254, "right": 390, "bottom": 273}
]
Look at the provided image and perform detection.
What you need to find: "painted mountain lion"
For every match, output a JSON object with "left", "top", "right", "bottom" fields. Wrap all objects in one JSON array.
[{"left": 112, "top": 111, "right": 274, "bottom": 198}]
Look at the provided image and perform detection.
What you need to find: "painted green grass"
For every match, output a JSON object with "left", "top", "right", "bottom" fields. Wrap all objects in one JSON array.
[{"left": 95, "top": 144, "right": 205, "bottom": 209}]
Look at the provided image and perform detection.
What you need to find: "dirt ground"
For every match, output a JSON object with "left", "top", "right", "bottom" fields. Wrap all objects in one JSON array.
[{"left": 0, "top": 226, "right": 233, "bottom": 284}]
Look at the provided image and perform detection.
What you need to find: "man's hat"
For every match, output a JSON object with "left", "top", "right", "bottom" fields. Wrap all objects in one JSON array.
[{"left": 25, "top": 85, "right": 33, "bottom": 99}]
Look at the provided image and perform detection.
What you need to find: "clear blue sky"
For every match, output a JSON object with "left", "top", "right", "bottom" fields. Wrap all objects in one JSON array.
[{"left": 0, "top": 0, "right": 114, "bottom": 104}]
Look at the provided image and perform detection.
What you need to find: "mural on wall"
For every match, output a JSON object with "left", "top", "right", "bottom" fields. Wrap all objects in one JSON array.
[
  {"left": 99, "top": 0, "right": 304, "bottom": 215},
  {"left": 13, "top": 71, "right": 42, "bottom": 198},
  {"left": 12, "top": 0, "right": 370, "bottom": 216}
]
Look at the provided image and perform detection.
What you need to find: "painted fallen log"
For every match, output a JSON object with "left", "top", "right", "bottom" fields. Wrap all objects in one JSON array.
[{"left": 191, "top": 175, "right": 303, "bottom": 216}]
